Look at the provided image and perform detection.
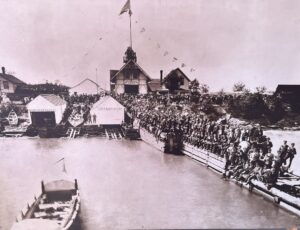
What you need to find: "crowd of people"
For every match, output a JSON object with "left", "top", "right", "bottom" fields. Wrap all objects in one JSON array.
[
  {"left": 62, "top": 93, "right": 108, "bottom": 124},
  {"left": 115, "top": 93, "right": 297, "bottom": 188},
  {"left": 63, "top": 93, "right": 103, "bottom": 106}
]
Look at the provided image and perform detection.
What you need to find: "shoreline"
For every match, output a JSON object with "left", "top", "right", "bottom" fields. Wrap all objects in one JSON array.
[
  {"left": 1, "top": 126, "right": 300, "bottom": 139},
  {"left": 263, "top": 126, "right": 300, "bottom": 131}
]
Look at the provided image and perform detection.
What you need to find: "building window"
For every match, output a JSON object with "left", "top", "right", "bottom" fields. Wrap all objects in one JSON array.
[{"left": 3, "top": 81, "right": 9, "bottom": 89}]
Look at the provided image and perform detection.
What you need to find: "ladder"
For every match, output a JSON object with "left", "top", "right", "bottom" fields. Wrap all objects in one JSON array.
[{"left": 67, "top": 127, "right": 80, "bottom": 139}]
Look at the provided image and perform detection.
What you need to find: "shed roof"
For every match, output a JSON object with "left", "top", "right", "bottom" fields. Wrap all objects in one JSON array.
[
  {"left": 71, "top": 78, "right": 99, "bottom": 88},
  {"left": 0, "top": 73, "right": 25, "bottom": 85},
  {"left": 92, "top": 96, "right": 124, "bottom": 110},
  {"left": 148, "top": 79, "right": 169, "bottom": 92},
  {"left": 40, "top": 94, "right": 66, "bottom": 106},
  {"left": 70, "top": 78, "right": 105, "bottom": 95},
  {"left": 27, "top": 94, "right": 66, "bottom": 111}
]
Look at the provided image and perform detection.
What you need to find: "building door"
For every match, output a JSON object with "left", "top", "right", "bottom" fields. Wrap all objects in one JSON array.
[
  {"left": 124, "top": 85, "right": 139, "bottom": 94},
  {"left": 30, "top": 112, "right": 56, "bottom": 127}
]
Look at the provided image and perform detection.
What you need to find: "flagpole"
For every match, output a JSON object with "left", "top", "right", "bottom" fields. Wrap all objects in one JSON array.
[
  {"left": 96, "top": 68, "right": 98, "bottom": 94},
  {"left": 120, "top": 0, "right": 133, "bottom": 48},
  {"left": 129, "top": 11, "right": 132, "bottom": 48}
]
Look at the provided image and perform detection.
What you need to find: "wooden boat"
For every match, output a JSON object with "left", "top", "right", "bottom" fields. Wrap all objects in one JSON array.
[
  {"left": 2, "top": 123, "right": 29, "bottom": 137},
  {"left": 7, "top": 110, "right": 18, "bottom": 126},
  {"left": 68, "top": 112, "right": 84, "bottom": 127},
  {"left": 11, "top": 179, "right": 80, "bottom": 230},
  {"left": 182, "top": 142, "right": 300, "bottom": 217}
]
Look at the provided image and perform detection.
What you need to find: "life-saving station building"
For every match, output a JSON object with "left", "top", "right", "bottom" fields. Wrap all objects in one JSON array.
[{"left": 110, "top": 47, "right": 151, "bottom": 94}]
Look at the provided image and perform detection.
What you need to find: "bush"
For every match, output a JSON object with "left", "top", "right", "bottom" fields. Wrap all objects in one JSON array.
[
  {"left": 0, "top": 103, "right": 27, "bottom": 118},
  {"left": 228, "top": 93, "right": 266, "bottom": 119}
]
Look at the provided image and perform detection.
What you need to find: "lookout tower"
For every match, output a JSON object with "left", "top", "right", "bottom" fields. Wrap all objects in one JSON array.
[{"left": 123, "top": 46, "right": 137, "bottom": 63}]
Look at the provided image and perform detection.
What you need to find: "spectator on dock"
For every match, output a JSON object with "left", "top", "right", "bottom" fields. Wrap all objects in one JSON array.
[
  {"left": 286, "top": 143, "right": 297, "bottom": 168},
  {"left": 87, "top": 113, "right": 92, "bottom": 124},
  {"left": 92, "top": 113, "right": 97, "bottom": 124},
  {"left": 113, "top": 93, "right": 296, "bottom": 188},
  {"left": 279, "top": 140, "right": 289, "bottom": 164}
]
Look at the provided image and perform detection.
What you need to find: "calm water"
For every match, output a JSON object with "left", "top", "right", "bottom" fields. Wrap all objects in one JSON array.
[{"left": 0, "top": 135, "right": 300, "bottom": 229}]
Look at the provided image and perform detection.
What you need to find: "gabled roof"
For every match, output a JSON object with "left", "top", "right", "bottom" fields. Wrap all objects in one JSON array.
[
  {"left": 27, "top": 94, "right": 66, "bottom": 111},
  {"left": 164, "top": 68, "right": 191, "bottom": 82},
  {"left": 92, "top": 96, "right": 124, "bottom": 110},
  {"left": 0, "top": 73, "right": 25, "bottom": 85},
  {"left": 71, "top": 78, "right": 99, "bottom": 88},
  {"left": 110, "top": 60, "right": 151, "bottom": 82},
  {"left": 40, "top": 94, "right": 66, "bottom": 106}
]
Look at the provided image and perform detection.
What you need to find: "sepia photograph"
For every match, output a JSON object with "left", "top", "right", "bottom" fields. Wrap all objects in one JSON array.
[{"left": 1, "top": 0, "right": 300, "bottom": 229}]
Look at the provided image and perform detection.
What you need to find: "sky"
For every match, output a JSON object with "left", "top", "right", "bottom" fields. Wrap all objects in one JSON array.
[{"left": 0, "top": 0, "right": 300, "bottom": 92}]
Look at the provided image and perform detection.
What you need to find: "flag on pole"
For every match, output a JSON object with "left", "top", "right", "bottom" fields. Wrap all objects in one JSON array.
[
  {"left": 120, "top": 0, "right": 132, "bottom": 15},
  {"left": 54, "top": 157, "right": 67, "bottom": 174}
]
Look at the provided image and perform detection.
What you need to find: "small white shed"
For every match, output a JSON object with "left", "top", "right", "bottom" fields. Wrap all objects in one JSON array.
[
  {"left": 27, "top": 94, "right": 67, "bottom": 127},
  {"left": 69, "top": 78, "right": 100, "bottom": 95},
  {"left": 90, "top": 96, "right": 124, "bottom": 125}
]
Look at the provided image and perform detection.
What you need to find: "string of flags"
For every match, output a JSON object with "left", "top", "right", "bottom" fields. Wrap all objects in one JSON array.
[
  {"left": 131, "top": 8, "right": 196, "bottom": 72},
  {"left": 134, "top": 26, "right": 197, "bottom": 72},
  {"left": 62, "top": 2, "right": 199, "bottom": 81}
]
